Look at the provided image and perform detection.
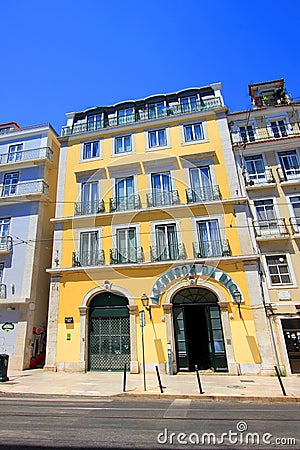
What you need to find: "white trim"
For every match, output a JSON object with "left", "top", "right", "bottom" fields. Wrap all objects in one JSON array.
[
  {"left": 262, "top": 253, "right": 297, "bottom": 289},
  {"left": 75, "top": 227, "right": 103, "bottom": 253},
  {"left": 112, "top": 223, "right": 141, "bottom": 248},
  {"left": 111, "top": 173, "right": 137, "bottom": 200},
  {"left": 185, "top": 163, "right": 217, "bottom": 191},
  {"left": 144, "top": 126, "right": 171, "bottom": 151},
  {"left": 286, "top": 193, "right": 300, "bottom": 217},
  {"left": 251, "top": 196, "right": 280, "bottom": 222},
  {"left": 149, "top": 218, "right": 182, "bottom": 246},
  {"left": 111, "top": 133, "right": 135, "bottom": 157},
  {"left": 191, "top": 214, "right": 225, "bottom": 243},
  {"left": 147, "top": 169, "right": 176, "bottom": 193},
  {"left": 80, "top": 139, "right": 102, "bottom": 162},
  {"left": 180, "top": 120, "right": 209, "bottom": 146}
]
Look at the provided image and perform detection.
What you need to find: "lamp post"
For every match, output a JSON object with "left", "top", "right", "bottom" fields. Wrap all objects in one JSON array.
[
  {"left": 233, "top": 291, "right": 242, "bottom": 318},
  {"left": 141, "top": 293, "right": 152, "bottom": 320}
]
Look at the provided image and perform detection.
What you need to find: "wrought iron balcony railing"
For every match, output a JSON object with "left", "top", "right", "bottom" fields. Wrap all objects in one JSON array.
[
  {"left": 231, "top": 122, "right": 300, "bottom": 145},
  {"left": 72, "top": 250, "right": 105, "bottom": 267},
  {"left": 277, "top": 166, "right": 300, "bottom": 182},
  {"left": 253, "top": 218, "right": 289, "bottom": 237},
  {"left": 74, "top": 200, "right": 105, "bottom": 216},
  {"left": 0, "top": 236, "right": 12, "bottom": 252},
  {"left": 193, "top": 240, "right": 231, "bottom": 258},
  {"left": 0, "top": 147, "right": 53, "bottom": 165},
  {"left": 186, "top": 185, "right": 221, "bottom": 203},
  {"left": 61, "top": 97, "right": 223, "bottom": 136},
  {"left": 243, "top": 168, "right": 275, "bottom": 186},
  {"left": 146, "top": 190, "right": 180, "bottom": 208},
  {"left": 289, "top": 217, "right": 300, "bottom": 234},
  {"left": 109, "top": 194, "right": 141, "bottom": 212},
  {"left": 0, "top": 180, "right": 49, "bottom": 197},
  {"left": 150, "top": 243, "right": 186, "bottom": 262},
  {"left": 0, "top": 283, "right": 7, "bottom": 299},
  {"left": 110, "top": 247, "right": 143, "bottom": 264}
]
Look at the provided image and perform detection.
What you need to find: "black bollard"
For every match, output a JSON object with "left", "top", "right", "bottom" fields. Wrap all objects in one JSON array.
[
  {"left": 274, "top": 365, "right": 287, "bottom": 396},
  {"left": 195, "top": 365, "right": 204, "bottom": 394},
  {"left": 155, "top": 365, "right": 164, "bottom": 393},
  {"left": 123, "top": 363, "right": 127, "bottom": 392}
]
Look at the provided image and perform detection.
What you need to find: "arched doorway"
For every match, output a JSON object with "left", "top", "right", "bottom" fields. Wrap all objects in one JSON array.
[
  {"left": 88, "top": 292, "right": 130, "bottom": 371},
  {"left": 173, "top": 287, "right": 228, "bottom": 372}
]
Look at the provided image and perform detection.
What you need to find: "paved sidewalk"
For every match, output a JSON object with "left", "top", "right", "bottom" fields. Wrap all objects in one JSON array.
[{"left": 0, "top": 369, "right": 299, "bottom": 402}]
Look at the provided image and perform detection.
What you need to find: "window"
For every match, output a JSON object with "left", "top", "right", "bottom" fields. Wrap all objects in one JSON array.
[
  {"left": 278, "top": 150, "right": 300, "bottom": 179},
  {"left": 81, "top": 182, "right": 99, "bottom": 214},
  {"left": 266, "top": 255, "right": 292, "bottom": 285},
  {"left": 116, "top": 228, "right": 137, "bottom": 263},
  {"left": 244, "top": 155, "right": 266, "bottom": 183},
  {"left": 115, "top": 135, "right": 132, "bottom": 154},
  {"left": 118, "top": 108, "right": 134, "bottom": 125},
  {"left": 189, "top": 166, "right": 214, "bottom": 201},
  {"left": 270, "top": 119, "right": 287, "bottom": 138},
  {"left": 0, "top": 263, "right": 3, "bottom": 282},
  {"left": 8, "top": 144, "right": 22, "bottom": 162},
  {"left": 2, "top": 172, "right": 19, "bottom": 196},
  {"left": 151, "top": 172, "right": 172, "bottom": 206},
  {"left": 254, "top": 199, "right": 277, "bottom": 227},
  {"left": 155, "top": 224, "right": 178, "bottom": 261},
  {"left": 148, "top": 102, "right": 164, "bottom": 119},
  {"left": 196, "top": 220, "right": 223, "bottom": 257},
  {"left": 239, "top": 125, "right": 255, "bottom": 143},
  {"left": 83, "top": 141, "right": 99, "bottom": 160},
  {"left": 148, "top": 129, "right": 167, "bottom": 148},
  {"left": 290, "top": 196, "right": 300, "bottom": 218},
  {"left": 87, "top": 114, "right": 102, "bottom": 131},
  {"left": 181, "top": 96, "right": 198, "bottom": 113},
  {"left": 115, "top": 177, "right": 135, "bottom": 211},
  {"left": 183, "top": 123, "right": 204, "bottom": 142},
  {"left": 80, "top": 231, "right": 100, "bottom": 266},
  {"left": 0, "top": 218, "right": 10, "bottom": 249}
]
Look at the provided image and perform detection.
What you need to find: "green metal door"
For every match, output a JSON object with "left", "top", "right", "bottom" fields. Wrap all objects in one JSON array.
[
  {"left": 206, "top": 306, "right": 228, "bottom": 371},
  {"left": 173, "top": 306, "right": 189, "bottom": 371}
]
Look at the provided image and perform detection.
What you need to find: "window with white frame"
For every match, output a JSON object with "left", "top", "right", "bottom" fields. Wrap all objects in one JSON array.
[
  {"left": 79, "top": 231, "right": 101, "bottom": 266},
  {"left": 87, "top": 114, "right": 102, "bottom": 131},
  {"left": 195, "top": 219, "right": 225, "bottom": 258},
  {"left": 115, "top": 135, "right": 132, "bottom": 154},
  {"left": 244, "top": 155, "right": 267, "bottom": 183},
  {"left": 278, "top": 150, "right": 300, "bottom": 179},
  {"left": 0, "top": 218, "right": 10, "bottom": 249},
  {"left": 2, "top": 172, "right": 19, "bottom": 196},
  {"left": 239, "top": 125, "right": 255, "bottom": 143},
  {"left": 270, "top": 119, "right": 288, "bottom": 138},
  {"left": 151, "top": 172, "right": 174, "bottom": 206},
  {"left": 83, "top": 141, "right": 100, "bottom": 160},
  {"left": 115, "top": 227, "right": 138, "bottom": 263},
  {"left": 148, "top": 129, "right": 167, "bottom": 148},
  {"left": 80, "top": 182, "right": 99, "bottom": 214},
  {"left": 114, "top": 176, "right": 135, "bottom": 211},
  {"left": 189, "top": 166, "right": 215, "bottom": 202},
  {"left": 180, "top": 95, "right": 198, "bottom": 112},
  {"left": 289, "top": 195, "right": 300, "bottom": 232},
  {"left": 254, "top": 199, "right": 278, "bottom": 230},
  {"left": 118, "top": 108, "right": 134, "bottom": 125},
  {"left": 154, "top": 223, "right": 179, "bottom": 261},
  {"left": 266, "top": 255, "right": 292, "bottom": 285},
  {"left": 148, "top": 102, "right": 165, "bottom": 119},
  {"left": 183, "top": 123, "right": 204, "bottom": 142},
  {"left": 0, "top": 263, "right": 3, "bottom": 282},
  {"left": 8, "top": 144, "right": 23, "bottom": 162}
]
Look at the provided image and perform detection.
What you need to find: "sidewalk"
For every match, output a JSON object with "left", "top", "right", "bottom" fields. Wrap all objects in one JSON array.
[{"left": 0, "top": 369, "right": 299, "bottom": 402}]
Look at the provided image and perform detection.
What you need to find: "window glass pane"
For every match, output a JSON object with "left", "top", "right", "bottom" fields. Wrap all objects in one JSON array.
[{"left": 184, "top": 126, "right": 192, "bottom": 141}]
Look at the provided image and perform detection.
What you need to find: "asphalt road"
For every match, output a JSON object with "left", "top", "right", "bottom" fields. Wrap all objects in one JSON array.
[{"left": 0, "top": 394, "right": 299, "bottom": 449}]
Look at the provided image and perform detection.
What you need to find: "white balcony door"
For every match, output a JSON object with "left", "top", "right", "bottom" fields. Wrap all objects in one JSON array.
[
  {"left": 81, "top": 182, "right": 98, "bottom": 214},
  {"left": 279, "top": 151, "right": 300, "bottom": 179},
  {"left": 0, "top": 218, "right": 9, "bottom": 248},
  {"left": 2, "top": 173, "right": 19, "bottom": 196},
  {"left": 116, "top": 177, "right": 134, "bottom": 210},
  {"left": 270, "top": 120, "right": 287, "bottom": 138},
  {"left": 197, "top": 220, "right": 221, "bottom": 257},
  {"left": 80, "top": 231, "right": 98, "bottom": 265},
  {"left": 245, "top": 155, "right": 266, "bottom": 182},
  {"left": 190, "top": 167, "right": 212, "bottom": 200},
  {"left": 155, "top": 224, "right": 178, "bottom": 260},
  {"left": 117, "top": 228, "right": 137, "bottom": 263},
  {"left": 254, "top": 199, "right": 278, "bottom": 233},
  {"left": 8, "top": 145, "right": 22, "bottom": 162},
  {"left": 151, "top": 172, "right": 171, "bottom": 205}
]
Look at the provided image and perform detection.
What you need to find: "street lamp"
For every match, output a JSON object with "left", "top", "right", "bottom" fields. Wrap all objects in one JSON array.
[
  {"left": 233, "top": 291, "right": 242, "bottom": 317},
  {"left": 141, "top": 293, "right": 152, "bottom": 320}
]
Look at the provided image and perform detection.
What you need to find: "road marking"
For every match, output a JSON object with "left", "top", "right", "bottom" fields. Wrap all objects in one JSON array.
[{"left": 163, "top": 399, "right": 191, "bottom": 418}]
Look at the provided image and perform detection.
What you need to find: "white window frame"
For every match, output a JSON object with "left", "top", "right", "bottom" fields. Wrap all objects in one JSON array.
[
  {"left": 233, "top": 118, "right": 259, "bottom": 141},
  {"left": 0, "top": 262, "right": 4, "bottom": 283},
  {"left": 265, "top": 113, "right": 292, "bottom": 138},
  {"left": 148, "top": 170, "right": 176, "bottom": 194},
  {"left": 112, "top": 134, "right": 135, "bottom": 156},
  {"left": 180, "top": 120, "right": 208, "bottom": 145},
  {"left": 147, "top": 101, "right": 166, "bottom": 119},
  {"left": 145, "top": 127, "right": 170, "bottom": 151},
  {"left": 7, "top": 143, "right": 23, "bottom": 163},
  {"left": 112, "top": 174, "right": 137, "bottom": 199},
  {"left": 80, "top": 140, "right": 102, "bottom": 162},
  {"left": 150, "top": 218, "right": 182, "bottom": 247},
  {"left": 243, "top": 153, "right": 268, "bottom": 183},
  {"left": 191, "top": 214, "right": 225, "bottom": 244},
  {"left": 263, "top": 253, "right": 297, "bottom": 288},
  {"left": 251, "top": 197, "right": 280, "bottom": 222},
  {"left": 112, "top": 223, "right": 141, "bottom": 249},
  {"left": 276, "top": 149, "right": 300, "bottom": 179},
  {"left": 75, "top": 227, "right": 102, "bottom": 253},
  {"left": 86, "top": 114, "right": 103, "bottom": 132}
]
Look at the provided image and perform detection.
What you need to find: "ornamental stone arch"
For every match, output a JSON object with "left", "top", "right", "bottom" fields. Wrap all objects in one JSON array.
[{"left": 78, "top": 283, "right": 138, "bottom": 373}]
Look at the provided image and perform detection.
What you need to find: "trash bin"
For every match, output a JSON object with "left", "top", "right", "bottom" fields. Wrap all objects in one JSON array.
[{"left": 0, "top": 354, "right": 9, "bottom": 382}]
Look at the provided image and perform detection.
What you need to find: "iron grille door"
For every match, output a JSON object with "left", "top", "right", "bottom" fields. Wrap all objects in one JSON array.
[{"left": 88, "top": 314, "right": 130, "bottom": 371}]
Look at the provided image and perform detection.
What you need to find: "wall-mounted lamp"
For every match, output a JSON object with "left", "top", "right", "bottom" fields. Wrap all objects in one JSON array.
[
  {"left": 141, "top": 293, "right": 152, "bottom": 320},
  {"left": 104, "top": 280, "right": 111, "bottom": 291},
  {"left": 233, "top": 291, "right": 242, "bottom": 317}
]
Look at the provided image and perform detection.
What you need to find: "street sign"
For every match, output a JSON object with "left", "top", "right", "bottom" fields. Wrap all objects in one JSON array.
[{"left": 139, "top": 310, "right": 146, "bottom": 327}]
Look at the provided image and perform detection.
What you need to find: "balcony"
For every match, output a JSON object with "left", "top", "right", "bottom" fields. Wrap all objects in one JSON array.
[
  {"left": 243, "top": 168, "right": 275, "bottom": 187},
  {"left": 277, "top": 166, "right": 300, "bottom": 183},
  {"left": 0, "top": 147, "right": 53, "bottom": 166},
  {"left": 109, "top": 195, "right": 141, "bottom": 212},
  {"left": 186, "top": 185, "right": 221, "bottom": 203},
  {"left": 146, "top": 190, "right": 180, "bottom": 208},
  {"left": 150, "top": 243, "right": 186, "bottom": 262},
  {"left": 110, "top": 247, "right": 143, "bottom": 264},
  {"left": 0, "top": 284, "right": 7, "bottom": 299},
  {"left": 74, "top": 200, "right": 105, "bottom": 216},
  {"left": 0, "top": 180, "right": 49, "bottom": 198},
  {"left": 61, "top": 97, "right": 223, "bottom": 136},
  {"left": 193, "top": 240, "right": 231, "bottom": 258},
  {"left": 72, "top": 250, "right": 105, "bottom": 267},
  {"left": 0, "top": 236, "right": 12, "bottom": 253},
  {"left": 289, "top": 217, "right": 300, "bottom": 235},
  {"left": 231, "top": 122, "right": 300, "bottom": 145},
  {"left": 253, "top": 219, "right": 289, "bottom": 238}
]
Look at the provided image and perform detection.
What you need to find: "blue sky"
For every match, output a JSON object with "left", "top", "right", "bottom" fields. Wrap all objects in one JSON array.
[{"left": 1, "top": 0, "right": 299, "bottom": 134}]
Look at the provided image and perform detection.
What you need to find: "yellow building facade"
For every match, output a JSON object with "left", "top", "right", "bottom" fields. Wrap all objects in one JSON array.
[{"left": 45, "top": 84, "right": 275, "bottom": 375}]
